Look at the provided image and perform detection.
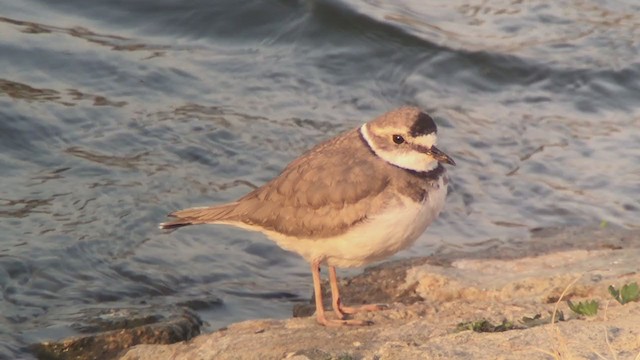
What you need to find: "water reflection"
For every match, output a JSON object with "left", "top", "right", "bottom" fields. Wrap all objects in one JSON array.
[
  {"left": 0, "top": 16, "right": 170, "bottom": 54},
  {"left": 350, "top": 0, "right": 640, "bottom": 67},
  {"left": 65, "top": 147, "right": 149, "bottom": 169},
  {"left": 0, "top": 79, "right": 127, "bottom": 107}
]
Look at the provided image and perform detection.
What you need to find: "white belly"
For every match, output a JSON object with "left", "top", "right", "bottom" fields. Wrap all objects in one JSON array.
[{"left": 264, "top": 177, "right": 448, "bottom": 268}]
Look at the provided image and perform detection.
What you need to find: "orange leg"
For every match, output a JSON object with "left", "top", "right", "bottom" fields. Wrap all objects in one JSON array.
[
  {"left": 310, "top": 261, "right": 371, "bottom": 326},
  {"left": 328, "top": 266, "right": 387, "bottom": 318}
]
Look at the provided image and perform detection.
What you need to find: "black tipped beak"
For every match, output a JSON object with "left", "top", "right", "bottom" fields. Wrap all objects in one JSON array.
[{"left": 430, "top": 146, "right": 456, "bottom": 166}]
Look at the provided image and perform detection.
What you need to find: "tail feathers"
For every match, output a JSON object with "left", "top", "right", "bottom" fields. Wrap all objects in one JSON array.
[
  {"left": 158, "top": 204, "right": 238, "bottom": 230},
  {"left": 158, "top": 219, "right": 194, "bottom": 230}
]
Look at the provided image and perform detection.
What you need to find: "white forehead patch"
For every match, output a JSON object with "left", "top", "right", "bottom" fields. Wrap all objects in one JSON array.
[
  {"left": 413, "top": 133, "right": 437, "bottom": 148},
  {"left": 360, "top": 124, "right": 439, "bottom": 172}
]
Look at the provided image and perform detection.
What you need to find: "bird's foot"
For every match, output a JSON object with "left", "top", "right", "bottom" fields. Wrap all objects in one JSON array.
[
  {"left": 333, "top": 301, "right": 389, "bottom": 319},
  {"left": 338, "top": 303, "right": 388, "bottom": 315}
]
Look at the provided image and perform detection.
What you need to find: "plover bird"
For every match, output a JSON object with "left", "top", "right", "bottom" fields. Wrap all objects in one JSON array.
[{"left": 160, "top": 107, "right": 455, "bottom": 326}]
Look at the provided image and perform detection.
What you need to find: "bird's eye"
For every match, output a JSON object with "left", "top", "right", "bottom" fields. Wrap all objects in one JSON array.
[{"left": 392, "top": 135, "right": 405, "bottom": 144}]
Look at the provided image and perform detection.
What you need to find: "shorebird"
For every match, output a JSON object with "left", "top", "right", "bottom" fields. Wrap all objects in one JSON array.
[{"left": 160, "top": 106, "right": 455, "bottom": 326}]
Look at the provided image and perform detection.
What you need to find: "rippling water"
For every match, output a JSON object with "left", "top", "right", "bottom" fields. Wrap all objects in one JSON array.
[{"left": 1, "top": 0, "right": 639, "bottom": 357}]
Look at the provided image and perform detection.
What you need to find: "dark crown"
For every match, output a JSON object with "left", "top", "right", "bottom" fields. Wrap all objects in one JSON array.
[{"left": 409, "top": 112, "right": 437, "bottom": 137}]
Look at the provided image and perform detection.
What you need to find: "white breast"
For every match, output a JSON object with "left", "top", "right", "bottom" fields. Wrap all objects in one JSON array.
[{"left": 262, "top": 176, "right": 448, "bottom": 268}]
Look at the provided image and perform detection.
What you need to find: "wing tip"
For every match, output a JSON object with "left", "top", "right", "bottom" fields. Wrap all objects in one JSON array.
[{"left": 158, "top": 221, "right": 192, "bottom": 230}]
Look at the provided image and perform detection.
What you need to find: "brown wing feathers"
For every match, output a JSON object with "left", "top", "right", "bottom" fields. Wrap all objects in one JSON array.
[
  {"left": 158, "top": 129, "right": 392, "bottom": 237},
  {"left": 158, "top": 203, "right": 238, "bottom": 229}
]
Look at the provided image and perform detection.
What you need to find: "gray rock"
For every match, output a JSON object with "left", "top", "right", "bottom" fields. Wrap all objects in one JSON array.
[{"left": 120, "top": 226, "right": 640, "bottom": 360}]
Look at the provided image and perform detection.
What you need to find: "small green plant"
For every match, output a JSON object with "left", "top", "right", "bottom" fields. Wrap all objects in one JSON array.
[
  {"left": 336, "top": 354, "right": 355, "bottom": 360},
  {"left": 455, "top": 319, "right": 516, "bottom": 333},
  {"left": 608, "top": 282, "right": 640, "bottom": 304},
  {"left": 455, "top": 312, "right": 566, "bottom": 333},
  {"left": 520, "top": 311, "right": 564, "bottom": 327},
  {"left": 567, "top": 300, "right": 599, "bottom": 316}
]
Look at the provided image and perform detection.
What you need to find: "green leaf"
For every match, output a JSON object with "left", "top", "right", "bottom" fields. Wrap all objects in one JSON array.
[
  {"left": 620, "top": 282, "right": 640, "bottom": 304},
  {"left": 567, "top": 300, "right": 599, "bottom": 316},
  {"left": 609, "top": 282, "right": 640, "bottom": 304},
  {"left": 608, "top": 285, "right": 620, "bottom": 303}
]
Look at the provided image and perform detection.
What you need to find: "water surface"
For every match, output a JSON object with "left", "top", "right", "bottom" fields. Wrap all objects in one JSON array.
[{"left": 1, "top": 0, "right": 639, "bottom": 357}]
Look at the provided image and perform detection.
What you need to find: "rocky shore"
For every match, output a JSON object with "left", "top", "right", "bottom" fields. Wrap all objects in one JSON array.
[{"left": 37, "top": 227, "right": 640, "bottom": 359}]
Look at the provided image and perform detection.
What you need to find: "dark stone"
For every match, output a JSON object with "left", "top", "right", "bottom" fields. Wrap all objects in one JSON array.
[
  {"left": 176, "top": 297, "right": 224, "bottom": 311},
  {"left": 30, "top": 307, "right": 202, "bottom": 360}
]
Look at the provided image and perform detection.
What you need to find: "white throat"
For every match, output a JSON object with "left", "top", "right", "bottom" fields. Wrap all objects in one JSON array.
[{"left": 360, "top": 124, "right": 439, "bottom": 172}]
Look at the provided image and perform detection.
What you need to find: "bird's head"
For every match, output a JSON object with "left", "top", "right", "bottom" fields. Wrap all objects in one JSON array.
[{"left": 360, "top": 107, "right": 455, "bottom": 172}]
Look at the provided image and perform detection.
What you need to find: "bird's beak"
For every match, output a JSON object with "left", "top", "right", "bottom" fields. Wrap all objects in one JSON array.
[{"left": 429, "top": 146, "right": 456, "bottom": 166}]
